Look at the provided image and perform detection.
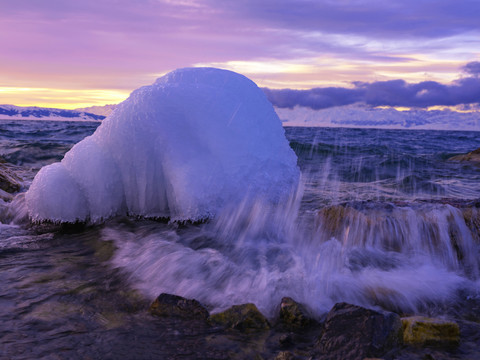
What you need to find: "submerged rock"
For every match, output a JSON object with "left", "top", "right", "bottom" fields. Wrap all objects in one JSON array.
[
  {"left": 315, "top": 205, "right": 362, "bottom": 240},
  {"left": 449, "top": 147, "right": 480, "bottom": 165},
  {"left": 401, "top": 316, "right": 460, "bottom": 347},
  {"left": 149, "top": 293, "right": 209, "bottom": 320},
  {"left": 316, "top": 302, "right": 402, "bottom": 360},
  {"left": 209, "top": 303, "right": 270, "bottom": 332},
  {"left": 279, "top": 297, "right": 317, "bottom": 331}
]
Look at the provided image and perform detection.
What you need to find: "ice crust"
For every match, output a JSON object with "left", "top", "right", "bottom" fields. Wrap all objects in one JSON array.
[{"left": 25, "top": 68, "right": 299, "bottom": 222}]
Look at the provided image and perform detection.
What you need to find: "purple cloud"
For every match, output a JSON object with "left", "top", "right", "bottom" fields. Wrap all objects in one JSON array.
[
  {"left": 265, "top": 68, "right": 480, "bottom": 109},
  {"left": 211, "top": 0, "right": 480, "bottom": 40},
  {"left": 263, "top": 87, "right": 364, "bottom": 110},
  {"left": 462, "top": 61, "right": 480, "bottom": 77}
]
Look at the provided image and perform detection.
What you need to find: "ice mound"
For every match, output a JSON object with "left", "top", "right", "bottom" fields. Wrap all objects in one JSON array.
[{"left": 25, "top": 68, "right": 299, "bottom": 223}]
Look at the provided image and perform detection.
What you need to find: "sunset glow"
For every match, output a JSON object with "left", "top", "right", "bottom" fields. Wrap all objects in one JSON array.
[{"left": 1, "top": 0, "right": 479, "bottom": 109}]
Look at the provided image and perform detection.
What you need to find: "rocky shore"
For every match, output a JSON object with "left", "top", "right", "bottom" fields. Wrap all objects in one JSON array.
[{"left": 147, "top": 293, "right": 479, "bottom": 360}]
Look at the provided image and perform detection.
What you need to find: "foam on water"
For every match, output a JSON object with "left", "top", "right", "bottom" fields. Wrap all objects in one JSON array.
[{"left": 25, "top": 68, "right": 299, "bottom": 223}]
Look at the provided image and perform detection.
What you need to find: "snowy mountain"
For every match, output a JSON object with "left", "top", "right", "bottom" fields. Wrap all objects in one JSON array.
[
  {"left": 0, "top": 105, "right": 105, "bottom": 121},
  {"left": 69, "top": 102, "right": 480, "bottom": 131},
  {"left": 276, "top": 103, "right": 480, "bottom": 131},
  {"left": 2, "top": 102, "right": 480, "bottom": 131},
  {"left": 74, "top": 104, "right": 117, "bottom": 117}
]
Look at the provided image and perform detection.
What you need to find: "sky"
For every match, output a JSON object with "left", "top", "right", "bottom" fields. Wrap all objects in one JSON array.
[{"left": 1, "top": 0, "right": 479, "bottom": 110}]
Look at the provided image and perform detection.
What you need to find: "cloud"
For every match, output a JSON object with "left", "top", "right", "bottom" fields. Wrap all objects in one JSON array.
[
  {"left": 263, "top": 87, "right": 364, "bottom": 110},
  {"left": 2, "top": 0, "right": 480, "bottom": 108},
  {"left": 462, "top": 61, "right": 480, "bottom": 77},
  {"left": 265, "top": 67, "right": 480, "bottom": 109},
  {"left": 212, "top": 0, "right": 480, "bottom": 40}
]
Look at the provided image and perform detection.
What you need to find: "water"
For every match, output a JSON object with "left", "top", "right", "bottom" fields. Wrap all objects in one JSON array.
[{"left": 1, "top": 120, "right": 480, "bottom": 358}]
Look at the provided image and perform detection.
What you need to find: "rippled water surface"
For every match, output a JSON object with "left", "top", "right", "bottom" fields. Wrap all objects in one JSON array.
[{"left": 1, "top": 120, "right": 480, "bottom": 359}]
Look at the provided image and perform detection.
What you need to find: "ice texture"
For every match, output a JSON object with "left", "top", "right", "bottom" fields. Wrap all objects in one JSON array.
[{"left": 25, "top": 68, "right": 299, "bottom": 223}]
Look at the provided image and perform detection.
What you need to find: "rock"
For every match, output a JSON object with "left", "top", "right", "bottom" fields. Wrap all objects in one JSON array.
[
  {"left": 316, "top": 205, "right": 363, "bottom": 240},
  {"left": 449, "top": 147, "right": 480, "bottom": 165},
  {"left": 279, "top": 297, "right": 317, "bottom": 331},
  {"left": 209, "top": 303, "right": 270, "bottom": 332},
  {"left": 462, "top": 207, "right": 480, "bottom": 239},
  {"left": 279, "top": 333, "right": 295, "bottom": 346},
  {"left": 274, "top": 351, "right": 295, "bottom": 360},
  {"left": 0, "top": 188, "right": 13, "bottom": 201},
  {"left": 0, "top": 163, "right": 22, "bottom": 194},
  {"left": 316, "top": 302, "right": 402, "bottom": 360},
  {"left": 149, "top": 293, "right": 209, "bottom": 320},
  {"left": 401, "top": 316, "right": 460, "bottom": 347}
]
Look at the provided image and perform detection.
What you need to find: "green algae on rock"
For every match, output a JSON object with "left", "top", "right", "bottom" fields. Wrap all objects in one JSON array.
[
  {"left": 209, "top": 303, "right": 270, "bottom": 332},
  {"left": 401, "top": 316, "right": 460, "bottom": 347},
  {"left": 279, "top": 297, "right": 317, "bottom": 331}
]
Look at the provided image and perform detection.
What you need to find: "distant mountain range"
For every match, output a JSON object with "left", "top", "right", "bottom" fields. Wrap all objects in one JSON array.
[
  {"left": 276, "top": 103, "right": 480, "bottom": 131},
  {"left": 1, "top": 103, "right": 479, "bottom": 131},
  {"left": 74, "top": 104, "right": 117, "bottom": 117},
  {"left": 0, "top": 105, "right": 106, "bottom": 121}
]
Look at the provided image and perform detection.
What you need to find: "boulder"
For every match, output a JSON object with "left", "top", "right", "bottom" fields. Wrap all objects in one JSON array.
[
  {"left": 279, "top": 297, "right": 317, "bottom": 331},
  {"left": 209, "top": 303, "right": 270, "bottom": 332},
  {"left": 401, "top": 316, "right": 460, "bottom": 347},
  {"left": 0, "top": 163, "right": 22, "bottom": 194},
  {"left": 449, "top": 147, "right": 480, "bottom": 165},
  {"left": 316, "top": 302, "right": 402, "bottom": 360},
  {"left": 149, "top": 293, "right": 209, "bottom": 320}
]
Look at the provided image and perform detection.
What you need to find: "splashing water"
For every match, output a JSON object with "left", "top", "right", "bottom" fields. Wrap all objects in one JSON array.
[
  {"left": 91, "top": 125, "right": 480, "bottom": 318},
  {"left": 104, "top": 190, "right": 479, "bottom": 317}
]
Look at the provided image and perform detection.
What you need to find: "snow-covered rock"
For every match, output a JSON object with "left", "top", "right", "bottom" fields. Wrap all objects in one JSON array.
[{"left": 25, "top": 67, "right": 299, "bottom": 223}]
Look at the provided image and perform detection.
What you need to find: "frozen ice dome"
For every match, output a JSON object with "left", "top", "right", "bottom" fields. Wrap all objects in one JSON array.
[{"left": 26, "top": 67, "right": 299, "bottom": 223}]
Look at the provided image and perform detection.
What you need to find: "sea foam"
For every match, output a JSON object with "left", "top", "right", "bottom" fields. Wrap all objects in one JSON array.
[{"left": 25, "top": 68, "right": 299, "bottom": 223}]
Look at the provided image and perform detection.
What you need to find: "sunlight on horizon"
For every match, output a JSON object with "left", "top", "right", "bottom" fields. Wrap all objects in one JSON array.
[
  {"left": 0, "top": 87, "right": 129, "bottom": 109},
  {"left": 0, "top": 57, "right": 475, "bottom": 109}
]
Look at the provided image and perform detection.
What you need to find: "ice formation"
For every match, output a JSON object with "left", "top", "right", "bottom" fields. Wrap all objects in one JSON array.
[{"left": 25, "top": 68, "right": 299, "bottom": 223}]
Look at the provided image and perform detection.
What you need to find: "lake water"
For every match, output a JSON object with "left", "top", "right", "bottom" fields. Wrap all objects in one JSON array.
[{"left": 1, "top": 120, "right": 480, "bottom": 358}]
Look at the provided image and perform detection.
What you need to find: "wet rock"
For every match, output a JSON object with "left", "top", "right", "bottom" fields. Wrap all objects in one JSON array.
[
  {"left": 316, "top": 302, "right": 402, "bottom": 360},
  {"left": 149, "top": 293, "right": 209, "bottom": 320},
  {"left": 401, "top": 316, "right": 460, "bottom": 347},
  {"left": 462, "top": 207, "right": 480, "bottom": 241},
  {"left": 449, "top": 147, "right": 480, "bottom": 165},
  {"left": 279, "top": 333, "right": 295, "bottom": 346},
  {"left": 279, "top": 297, "right": 317, "bottom": 331},
  {"left": 0, "top": 188, "right": 13, "bottom": 201},
  {"left": 209, "top": 303, "right": 270, "bottom": 332},
  {"left": 316, "top": 205, "right": 363, "bottom": 240},
  {"left": 274, "top": 350, "right": 295, "bottom": 360},
  {"left": 0, "top": 163, "right": 22, "bottom": 194}
]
